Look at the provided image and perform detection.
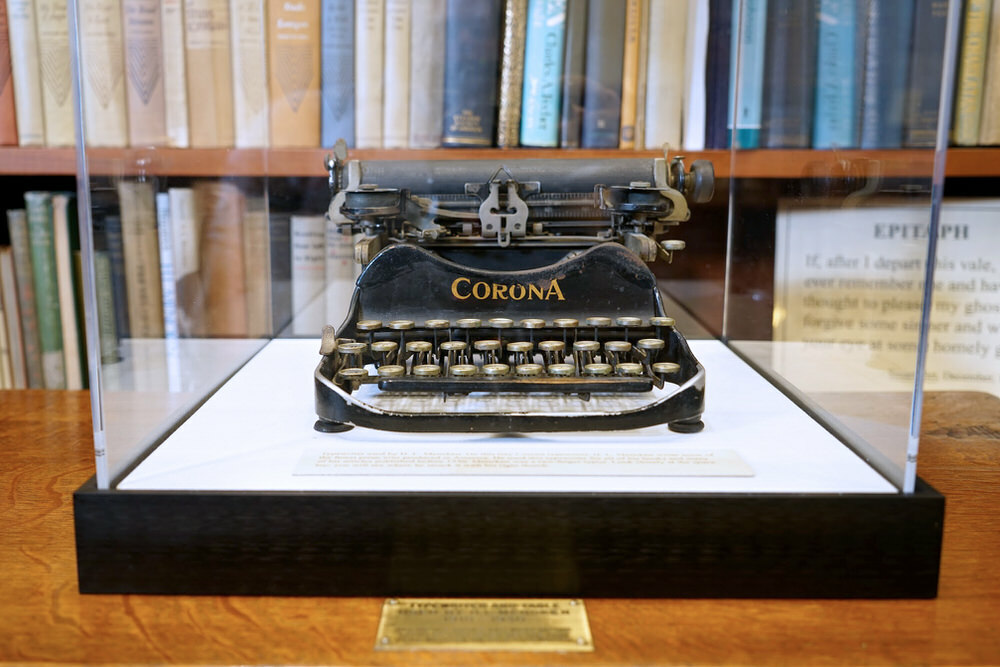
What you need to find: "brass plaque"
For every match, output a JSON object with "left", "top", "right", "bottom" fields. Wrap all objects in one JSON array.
[{"left": 374, "top": 598, "right": 594, "bottom": 652}]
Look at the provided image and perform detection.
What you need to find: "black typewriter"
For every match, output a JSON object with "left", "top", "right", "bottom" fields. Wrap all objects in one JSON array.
[{"left": 314, "top": 141, "right": 713, "bottom": 434}]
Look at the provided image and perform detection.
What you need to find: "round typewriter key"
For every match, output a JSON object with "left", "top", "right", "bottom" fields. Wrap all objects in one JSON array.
[
  {"left": 336, "top": 368, "right": 369, "bottom": 387},
  {"left": 456, "top": 318, "right": 481, "bottom": 328},
  {"left": 652, "top": 362, "right": 681, "bottom": 378},
  {"left": 616, "top": 316, "right": 643, "bottom": 327},
  {"left": 388, "top": 319, "right": 415, "bottom": 330},
  {"left": 449, "top": 364, "right": 478, "bottom": 377},
  {"left": 405, "top": 340, "right": 432, "bottom": 352},
  {"left": 507, "top": 340, "right": 534, "bottom": 366},
  {"left": 507, "top": 341, "right": 534, "bottom": 352},
  {"left": 573, "top": 340, "right": 600, "bottom": 351},
  {"left": 377, "top": 364, "right": 405, "bottom": 378},
  {"left": 547, "top": 363, "right": 576, "bottom": 377},
  {"left": 483, "top": 363, "right": 510, "bottom": 377},
  {"left": 356, "top": 319, "right": 382, "bottom": 332},
  {"left": 585, "top": 316, "right": 613, "bottom": 327},
  {"left": 637, "top": 338, "right": 666, "bottom": 350},
  {"left": 573, "top": 339, "right": 600, "bottom": 369},
  {"left": 488, "top": 317, "right": 514, "bottom": 328},
  {"left": 370, "top": 340, "right": 399, "bottom": 366},
  {"left": 515, "top": 363, "right": 544, "bottom": 377},
  {"left": 338, "top": 342, "right": 367, "bottom": 368},
  {"left": 583, "top": 363, "right": 613, "bottom": 376},
  {"left": 538, "top": 340, "right": 566, "bottom": 366},
  {"left": 553, "top": 318, "right": 579, "bottom": 328},
  {"left": 616, "top": 362, "right": 644, "bottom": 376},
  {"left": 412, "top": 364, "right": 442, "bottom": 377},
  {"left": 605, "top": 340, "right": 632, "bottom": 353},
  {"left": 520, "top": 318, "right": 545, "bottom": 329},
  {"left": 649, "top": 316, "right": 676, "bottom": 328},
  {"left": 474, "top": 338, "right": 502, "bottom": 364},
  {"left": 424, "top": 319, "right": 450, "bottom": 328},
  {"left": 441, "top": 339, "right": 469, "bottom": 366}
]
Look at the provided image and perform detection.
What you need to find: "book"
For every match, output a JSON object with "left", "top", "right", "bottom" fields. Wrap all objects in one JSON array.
[
  {"left": 51, "top": 193, "right": 83, "bottom": 389},
  {"left": 243, "top": 196, "right": 271, "bottom": 336},
  {"left": 644, "top": 0, "right": 688, "bottom": 150},
  {"left": 0, "top": 0, "right": 16, "bottom": 145},
  {"left": 267, "top": 0, "right": 321, "bottom": 148},
  {"left": 184, "top": 0, "right": 235, "bottom": 147},
  {"left": 268, "top": 211, "right": 292, "bottom": 334},
  {"left": 117, "top": 180, "right": 165, "bottom": 338},
  {"left": 408, "top": 0, "right": 445, "bottom": 148},
  {"left": 194, "top": 181, "right": 248, "bottom": 337},
  {"left": 0, "top": 247, "right": 26, "bottom": 388},
  {"left": 496, "top": 0, "right": 527, "bottom": 148},
  {"left": 558, "top": 0, "right": 587, "bottom": 148},
  {"left": 155, "top": 192, "right": 180, "bottom": 338},
  {"left": 320, "top": 0, "right": 354, "bottom": 147},
  {"left": 383, "top": 0, "right": 410, "bottom": 148},
  {"left": 167, "top": 187, "right": 202, "bottom": 337},
  {"left": 682, "top": 0, "right": 709, "bottom": 150},
  {"left": 812, "top": 0, "right": 860, "bottom": 149},
  {"left": 441, "top": 0, "right": 503, "bottom": 147},
  {"left": 231, "top": 0, "right": 269, "bottom": 147},
  {"left": 121, "top": 0, "right": 168, "bottom": 146},
  {"left": 727, "top": 0, "right": 768, "bottom": 149},
  {"left": 78, "top": 0, "right": 130, "bottom": 147},
  {"left": 5, "top": 0, "right": 45, "bottom": 145},
  {"left": 760, "top": 0, "right": 818, "bottom": 148},
  {"left": 24, "top": 191, "right": 65, "bottom": 389},
  {"left": 618, "top": 0, "right": 642, "bottom": 148},
  {"left": 0, "top": 270, "right": 11, "bottom": 388},
  {"left": 92, "top": 249, "right": 120, "bottom": 363},
  {"left": 520, "top": 0, "right": 563, "bottom": 148},
  {"left": 953, "top": 0, "right": 992, "bottom": 146},
  {"left": 633, "top": 0, "right": 649, "bottom": 148},
  {"left": 704, "top": 0, "right": 731, "bottom": 148},
  {"left": 34, "top": 0, "right": 75, "bottom": 146},
  {"left": 290, "top": 214, "right": 326, "bottom": 335},
  {"left": 94, "top": 209, "right": 132, "bottom": 340},
  {"left": 580, "top": 0, "right": 626, "bottom": 148},
  {"left": 978, "top": 0, "right": 1000, "bottom": 145},
  {"left": 903, "top": 0, "right": 949, "bottom": 148},
  {"left": 5, "top": 209, "right": 44, "bottom": 387},
  {"left": 858, "top": 0, "right": 914, "bottom": 149},
  {"left": 355, "top": 0, "right": 384, "bottom": 148},
  {"left": 161, "top": 0, "right": 190, "bottom": 147}
]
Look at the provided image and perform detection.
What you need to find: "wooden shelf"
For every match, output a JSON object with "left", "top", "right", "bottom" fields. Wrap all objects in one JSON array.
[{"left": 2, "top": 146, "right": 999, "bottom": 179}]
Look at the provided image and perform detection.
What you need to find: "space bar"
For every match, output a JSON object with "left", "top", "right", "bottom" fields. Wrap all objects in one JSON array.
[{"left": 377, "top": 377, "right": 653, "bottom": 393}]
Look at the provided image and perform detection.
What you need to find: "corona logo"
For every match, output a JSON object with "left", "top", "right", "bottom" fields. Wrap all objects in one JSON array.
[{"left": 451, "top": 277, "right": 566, "bottom": 301}]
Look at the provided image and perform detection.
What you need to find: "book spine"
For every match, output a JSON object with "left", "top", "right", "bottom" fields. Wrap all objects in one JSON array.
[
  {"left": 121, "top": 0, "right": 168, "bottom": 146},
  {"left": 632, "top": 0, "right": 649, "bottom": 148},
  {"left": 34, "top": 0, "right": 75, "bottom": 146},
  {"left": 953, "top": 0, "right": 993, "bottom": 145},
  {"left": 0, "top": 0, "right": 16, "bottom": 145},
  {"left": 0, "top": 286, "right": 10, "bottom": 388},
  {"left": 441, "top": 0, "right": 503, "bottom": 147},
  {"left": 51, "top": 193, "right": 83, "bottom": 389},
  {"left": 760, "top": 0, "right": 817, "bottom": 148},
  {"left": 355, "top": 0, "right": 384, "bottom": 148},
  {"left": 496, "top": 0, "right": 527, "bottom": 148},
  {"left": 320, "top": 0, "right": 354, "bottom": 147},
  {"left": 290, "top": 214, "right": 326, "bottom": 335},
  {"left": 812, "top": 0, "right": 859, "bottom": 148},
  {"left": 520, "top": 0, "right": 563, "bottom": 148},
  {"left": 168, "top": 187, "right": 203, "bottom": 336},
  {"left": 195, "top": 181, "right": 248, "bottom": 336},
  {"left": 184, "top": 0, "right": 235, "bottom": 147},
  {"left": 268, "top": 211, "right": 291, "bottom": 333},
  {"left": 267, "top": 0, "right": 321, "bottom": 148},
  {"left": 5, "top": 209, "right": 45, "bottom": 387},
  {"left": 618, "top": 0, "right": 642, "bottom": 148},
  {"left": 93, "top": 250, "right": 120, "bottom": 363},
  {"left": 859, "top": 0, "right": 914, "bottom": 149},
  {"left": 383, "top": 0, "right": 410, "bottom": 148},
  {"left": 242, "top": 197, "right": 271, "bottom": 336},
  {"left": 117, "top": 180, "right": 165, "bottom": 338},
  {"left": 5, "top": 0, "right": 45, "bottom": 145},
  {"left": 704, "top": 0, "right": 731, "bottom": 148},
  {"left": 23, "top": 191, "right": 66, "bottom": 389},
  {"left": 903, "top": 0, "right": 948, "bottom": 148},
  {"left": 155, "top": 192, "right": 180, "bottom": 339},
  {"left": 644, "top": 0, "right": 688, "bottom": 150},
  {"left": 727, "top": 0, "right": 768, "bottom": 149},
  {"left": 581, "top": 0, "right": 626, "bottom": 148},
  {"left": 682, "top": 0, "right": 708, "bottom": 150},
  {"left": 980, "top": 0, "right": 1000, "bottom": 144},
  {"left": 0, "top": 249, "right": 26, "bottom": 387},
  {"left": 407, "top": 0, "right": 445, "bottom": 148},
  {"left": 231, "top": 0, "right": 269, "bottom": 147},
  {"left": 558, "top": 0, "right": 587, "bottom": 148},
  {"left": 78, "top": 0, "right": 130, "bottom": 147},
  {"left": 161, "top": 0, "right": 190, "bottom": 147}
]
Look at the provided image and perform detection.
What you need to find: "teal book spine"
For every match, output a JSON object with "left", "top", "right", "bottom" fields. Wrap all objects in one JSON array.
[
  {"left": 23, "top": 191, "right": 66, "bottom": 389},
  {"left": 520, "top": 0, "right": 566, "bottom": 147},
  {"left": 727, "top": 0, "right": 768, "bottom": 148},
  {"left": 320, "top": 0, "right": 354, "bottom": 148},
  {"left": 812, "top": 0, "right": 860, "bottom": 148}
]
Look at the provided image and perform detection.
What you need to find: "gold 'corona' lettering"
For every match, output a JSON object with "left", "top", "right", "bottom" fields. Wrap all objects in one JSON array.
[{"left": 449, "top": 277, "right": 567, "bottom": 301}]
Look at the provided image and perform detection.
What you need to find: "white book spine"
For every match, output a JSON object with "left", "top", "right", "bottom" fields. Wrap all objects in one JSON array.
[
  {"left": 355, "top": 0, "right": 384, "bottom": 148},
  {"left": 408, "top": 0, "right": 445, "bottom": 147},
  {"left": 35, "top": 0, "right": 75, "bottom": 146},
  {"left": 161, "top": 0, "right": 190, "bottom": 147},
  {"left": 290, "top": 214, "right": 327, "bottom": 335},
  {"left": 643, "top": 0, "right": 687, "bottom": 150},
  {"left": 155, "top": 192, "right": 180, "bottom": 339},
  {"left": 78, "top": 0, "right": 130, "bottom": 147},
  {"left": 382, "top": 0, "right": 410, "bottom": 147},
  {"left": 51, "top": 194, "right": 82, "bottom": 390},
  {"left": 5, "top": 0, "right": 46, "bottom": 145},
  {"left": 682, "top": 0, "right": 708, "bottom": 150},
  {"left": 167, "top": 187, "right": 199, "bottom": 336},
  {"left": 230, "top": 0, "right": 269, "bottom": 147}
]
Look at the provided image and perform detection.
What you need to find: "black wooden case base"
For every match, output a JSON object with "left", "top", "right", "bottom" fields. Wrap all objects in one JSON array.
[{"left": 74, "top": 479, "right": 943, "bottom": 598}]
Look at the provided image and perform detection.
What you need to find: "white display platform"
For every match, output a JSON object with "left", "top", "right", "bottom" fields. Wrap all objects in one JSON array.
[{"left": 118, "top": 339, "right": 896, "bottom": 494}]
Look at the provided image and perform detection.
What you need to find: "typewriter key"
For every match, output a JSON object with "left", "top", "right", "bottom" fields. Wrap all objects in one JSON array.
[
  {"left": 507, "top": 340, "right": 534, "bottom": 366},
  {"left": 650, "top": 317, "right": 675, "bottom": 340},
  {"left": 377, "top": 364, "right": 405, "bottom": 378},
  {"left": 616, "top": 362, "right": 644, "bottom": 376},
  {"left": 456, "top": 318, "right": 481, "bottom": 345},
  {"left": 489, "top": 317, "right": 514, "bottom": 328},
  {"left": 413, "top": 364, "right": 442, "bottom": 377},
  {"left": 616, "top": 316, "right": 642, "bottom": 340},
  {"left": 583, "top": 363, "right": 613, "bottom": 376},
  {"left": 338, "top": 342, "right": 367, "bottom": 369},
  {"left": 424, "top": 319, "right": 450, "bottom": 329},
  {"left": 652, "top": 362, "right": 681, "bottom": 382},
  {"left": 538, "top": 340, "right": 566, "bottom": 366},
  {"left": 636, "top": 338, "right": 666, "bottom": 365},
  {"left": 483, "top": 363, "right": 510, "bottom": 377},
  {"left": 440, "top": 340, "right": 469, "bottom": 367},
  {"left": 515, "top": 363, "right": 544, "bottom": 377},
  {"left": 553, "top": 318, "right": 579, "bottom": 344},
  {"left": 604, "top": 340, "right": 632, "bottom": 368},
  {"left": 585, "top": 316, "right": 612, "bottom": 340},
  {"left": 337, "top": 367, "right": 369, "bottom": 390},
  {"left": 450, "top": 364, "right": 478, "bottom": 377},
  {"left": 356, "top": 319, "right": 382, "bottom": 332},
  {"left": 474, "top": 338, "right": 502, "bottom": 364},
  {"left": 370, "top": 340, "right": 399, "bottom": 366},
  {"left": 573, "top": 339, "right": 600, "bottom": 368},
  {"left": 405, "top": 340, "right": 433, "bottom": 366},
  {"left": 520, "top": 318, "right": 545, "bottom": 328},
  {"left": 389, "top": 319, "right": 415, "bottom": 349},
  {"left": 547, "top": 363, "right": 576, "bottom": 377}
]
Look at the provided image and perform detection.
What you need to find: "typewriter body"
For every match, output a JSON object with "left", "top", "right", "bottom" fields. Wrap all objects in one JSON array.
[{"left": 314, "top": 142, "right": 713, "bottom": 433}]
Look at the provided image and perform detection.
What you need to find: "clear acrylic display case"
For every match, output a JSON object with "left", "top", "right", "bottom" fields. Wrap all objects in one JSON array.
[{"left": 72, "top": 0, "right": 956, "bottom": 597}]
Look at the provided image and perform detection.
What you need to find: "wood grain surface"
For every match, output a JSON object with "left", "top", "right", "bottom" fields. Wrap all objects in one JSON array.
[{"left": 1, "top": 389, "right": 998, "bottom": 665}]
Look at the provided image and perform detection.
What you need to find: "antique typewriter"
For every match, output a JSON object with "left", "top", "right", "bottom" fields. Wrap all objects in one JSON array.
[{"left": 314, "top": 142, "right": 713, "bottom": 434}]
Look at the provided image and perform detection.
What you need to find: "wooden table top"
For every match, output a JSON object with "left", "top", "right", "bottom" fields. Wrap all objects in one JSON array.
[{"left": 1, "top": 389, "right": 998, "bottom": 666}]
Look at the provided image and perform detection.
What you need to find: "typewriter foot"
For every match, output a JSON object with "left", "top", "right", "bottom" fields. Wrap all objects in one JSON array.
[
  {"left": 314, "top": 419, "right": 355, "bottom": 433},
  {"left": 668, "top": 418, "right": 704, "bottom": 434}
]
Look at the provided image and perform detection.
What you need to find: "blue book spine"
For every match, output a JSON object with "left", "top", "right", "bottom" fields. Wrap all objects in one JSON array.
[
  {"left": 859, "top": 0, "right": 915, "bottom": 149},
  {"left": 321, "top": 0, "right": 355, "bottom": 148},
  {"left": 727, "top": 0, "right": 768, "bottom": 148},
  {"left": 812, "top": 0, "right": 860, "bottom": 148},
  {"left": 520, "top": 0, "right": 567, "bottom": 147},
  {"left": 903, "top": 0, "right": 948, "bottom": 147}
]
